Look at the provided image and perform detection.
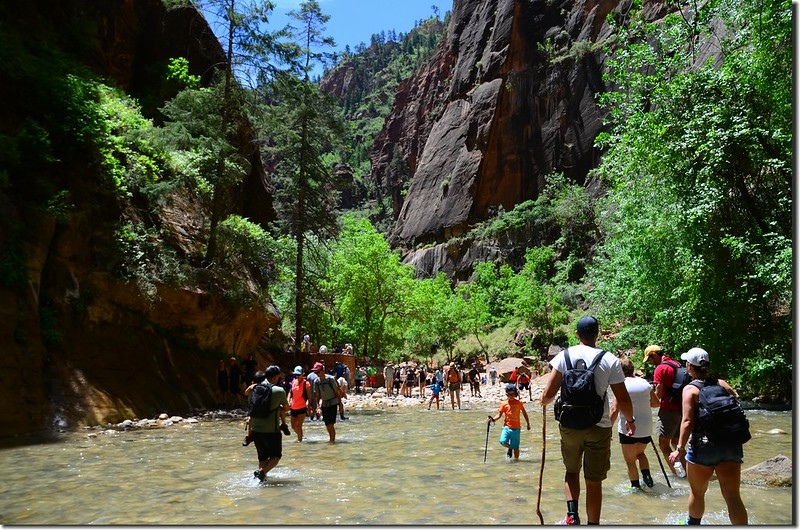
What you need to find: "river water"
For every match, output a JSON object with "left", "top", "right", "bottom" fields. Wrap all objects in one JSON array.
[{"left": 0, "top": 404, "right": 792, "bottom": 525}]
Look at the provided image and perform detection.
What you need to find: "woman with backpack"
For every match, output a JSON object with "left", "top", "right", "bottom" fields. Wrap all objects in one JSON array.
[
  {"left": 288, "top": 366, "right": 311, "bottom": 442},
  {"left": 668, "top": 348, "right": 749, "bottom": 525}
]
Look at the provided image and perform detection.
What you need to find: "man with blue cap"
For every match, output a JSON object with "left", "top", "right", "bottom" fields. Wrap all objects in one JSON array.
[{"left": 541, "top": 315, "right": 635, "bottom": 525}]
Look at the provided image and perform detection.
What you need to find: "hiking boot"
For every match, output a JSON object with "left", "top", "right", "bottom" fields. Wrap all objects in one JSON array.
[
  {"left": 564, "top": 513, "right": 580, "bottom": 525},
  {"left": 253, "top": 469, "right": 266, "bottom": 481},
  {"left": 242, "top": 434, "right": 253, "bottom": 447}
]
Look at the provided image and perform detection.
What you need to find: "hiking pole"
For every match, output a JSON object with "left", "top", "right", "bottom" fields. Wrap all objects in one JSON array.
[
  {"left": 484, "top": 417, "right": 492, "bottom": 463},
  {"left": 650, "top": 439, "right": 672, "bottom": 488},
  {"left": 536, "top": 405, "right": 545, "bottom": 525}
]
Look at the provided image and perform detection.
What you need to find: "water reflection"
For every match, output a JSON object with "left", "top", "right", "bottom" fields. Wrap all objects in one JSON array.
[{"left": 0, "top": 407, "right": 792, "bottom": 525}]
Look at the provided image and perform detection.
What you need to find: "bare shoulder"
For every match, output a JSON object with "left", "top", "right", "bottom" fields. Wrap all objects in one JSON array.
[{"left": 717, "top": 378, "right": 738, "bottom": 397}]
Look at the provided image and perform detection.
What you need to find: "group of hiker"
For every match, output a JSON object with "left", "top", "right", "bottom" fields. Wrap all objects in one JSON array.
[
  {"left": 236, "top": 315, "right": 750, "bottom": 525},
  {"left": 242, "top": 360, "right": 347, "bottom": 482},
  {"left": 535, "top": 315, "right": 749, "bottom": 525},
  {"left": 483, "top": 315, "right": 748, "bottom": 525}
]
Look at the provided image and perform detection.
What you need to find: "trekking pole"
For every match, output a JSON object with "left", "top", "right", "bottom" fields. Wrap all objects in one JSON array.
[
  {"left": 650, "top": 439, "right": 672, "bottom": 488},
  {"left": 536, "top": 405, "right": 545, "bottom": 525},
  {"left": 483, "top": 417, "right": 492, "bottom": 463}
]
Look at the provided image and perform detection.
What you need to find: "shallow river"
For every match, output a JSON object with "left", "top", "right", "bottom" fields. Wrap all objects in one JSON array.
[{"left": 0, "top": 404, "right": 792, "bottom": 525}]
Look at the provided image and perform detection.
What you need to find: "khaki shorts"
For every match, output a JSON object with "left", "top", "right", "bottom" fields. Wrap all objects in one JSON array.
[
  {"left": 559, "top": 424, "right": 612, "bottom": 481},
  {"left": 656, "top": 408, "right": 681, "bottom": 439}
]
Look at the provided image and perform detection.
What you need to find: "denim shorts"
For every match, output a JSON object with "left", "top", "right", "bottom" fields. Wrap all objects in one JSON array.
[{"left": 687, "top": 442, "right": 743, "bottom": 467}]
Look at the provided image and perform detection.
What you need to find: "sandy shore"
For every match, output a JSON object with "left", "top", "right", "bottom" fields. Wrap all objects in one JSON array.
[{"left": 341, "top": 376, "right": 548, "bottom": 412}]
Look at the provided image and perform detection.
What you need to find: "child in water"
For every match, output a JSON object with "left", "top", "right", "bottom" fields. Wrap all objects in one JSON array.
[
  {"left": 488, "top": 384, "right": 531, "bottom": 460},
  {"left": 426, "top": 380, "right": 443, "bottom": 410}
]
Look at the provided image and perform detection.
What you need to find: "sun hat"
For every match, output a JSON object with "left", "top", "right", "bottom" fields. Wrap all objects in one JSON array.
[
  {"left": 293, "top": 366, "right": 303, "bottom": 375},
  {"left": 681, "top": 347, "right": 709, "bottom": 367},
  {"left": 312, "top": 362, "right": 324, "bottom": 372},
  {"left": 644, "top": 345, "right": 663, "bottom": 361}
]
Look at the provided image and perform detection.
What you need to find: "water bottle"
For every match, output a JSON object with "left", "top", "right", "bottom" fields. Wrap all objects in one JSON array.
[{"left": 673, "top": 460, "right": 686, "bottom": 478}]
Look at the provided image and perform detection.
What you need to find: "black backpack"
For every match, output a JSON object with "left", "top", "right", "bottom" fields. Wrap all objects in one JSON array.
[
  {"left": 249, "top": 382, "right": 277, "bottom": 419},
  {"left": 662, "top": 359, "right": 691, "bottom": 405},
  {"left": 554, "top": 348, "right": 607, "bottom": 430},
  {"left": 691, "top": 380, "right": 751, "bottom": 446}
]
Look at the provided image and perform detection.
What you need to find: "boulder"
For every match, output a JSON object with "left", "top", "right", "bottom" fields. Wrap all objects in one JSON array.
[{"left": 741, "top": 455, "right": 792, "bottom": 487}]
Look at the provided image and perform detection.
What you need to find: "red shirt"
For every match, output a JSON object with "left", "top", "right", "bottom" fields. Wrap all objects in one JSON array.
[{"left": 653, "top": 355, "right": 681, "bottom": 412}]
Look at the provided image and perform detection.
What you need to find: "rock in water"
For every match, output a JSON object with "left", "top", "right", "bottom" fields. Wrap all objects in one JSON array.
[{"left": 741, "top": 455, "right": 792, "bottom": 487}]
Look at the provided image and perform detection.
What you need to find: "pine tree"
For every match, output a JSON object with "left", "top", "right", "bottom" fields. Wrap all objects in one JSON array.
[{"left": 267, "top": 0, "right": 343, "bottom": 359}]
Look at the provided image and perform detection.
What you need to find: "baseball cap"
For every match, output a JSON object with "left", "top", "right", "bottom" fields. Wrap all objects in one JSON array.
[
  {"left": 265, "top": 365, "right": 281, "bottom": 377},
  {"left": 293, "top": 366, "right": 303, "bottom": 375},
  {"left": 505, "top": 383, "right": 518, "bottom": 393},
  {"left": 681, "top": 347, "right": 709, "bottom": 367},
  {"left": 644, "top": 345, "right": 663, "bottom": 361},
  {"left": 576, "top": 315, "right": 599, "bottom": 336},
  {"left": 312, "top": 362, "right": 324, "bottom": 372}
]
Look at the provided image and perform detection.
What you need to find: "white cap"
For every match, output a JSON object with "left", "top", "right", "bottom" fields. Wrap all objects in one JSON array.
[{"left": 681, "top": 347, "right": 709, "bottom": 367}]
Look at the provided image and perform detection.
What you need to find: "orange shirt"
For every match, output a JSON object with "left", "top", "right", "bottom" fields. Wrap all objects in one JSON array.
[
  {"left": 499, "top": 398, "right": 525, "bottom": 429},
  {"left": 290, "top": 378, "right": 310, "bottom": 410}
]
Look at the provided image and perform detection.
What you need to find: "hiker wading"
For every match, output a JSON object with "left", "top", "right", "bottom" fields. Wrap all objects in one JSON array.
[
  {"left": 668, "top": 347, "right": 749, "bottom": 525},
  {"left": 249, "top": 365, "right": 289, "bottom": 481},
  {"left": 541, "top": 316, "right": 635, "bottom": 525}
]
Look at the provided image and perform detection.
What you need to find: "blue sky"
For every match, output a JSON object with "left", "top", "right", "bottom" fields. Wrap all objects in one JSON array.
[{"left": 270, "top": 0, "right": 453, "bottom": 53}]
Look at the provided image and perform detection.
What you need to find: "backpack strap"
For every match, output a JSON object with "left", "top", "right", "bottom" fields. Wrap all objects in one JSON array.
[
  {"left": 588, "top": 350, "right": 606, "bottom": 370},
  {"left": 661, "top": 359, "right": 681, "bottom": 372},
  {"left": 564, "top": 348, "right": 572, "bottom": 371}
]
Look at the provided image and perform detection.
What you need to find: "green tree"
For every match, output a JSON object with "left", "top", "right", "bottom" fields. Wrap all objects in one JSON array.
[
  {"left": 404, "top": 273, "right": 466, "bottom": 364},
  {"left": 161, "top": 0, "right": 291, "bottom": 265},
  {"left": 329, "top": 216, "right": 415, "bottom": 360},
  {"left": 266, "top": 0, "right": 344, "bottom": 359},
  {"left": 510, "top": 246, "right": 569, "bottom": 349},
  {"left": 588, "top": 0, "right": 791, "bottom": 397}
]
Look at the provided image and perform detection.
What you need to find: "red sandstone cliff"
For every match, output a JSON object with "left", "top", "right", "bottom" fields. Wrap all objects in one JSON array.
[
  {"left": 372, "top": 0, "right": 676, "bottom": 278},
  {"left": 0, "top": 0, "right": 280, "bottom": 439}
]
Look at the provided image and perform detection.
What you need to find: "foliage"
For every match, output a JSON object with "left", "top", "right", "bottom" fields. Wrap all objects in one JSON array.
[
  {"left": 327, "top": 216, "right": 415, "bottom": 359},
  {"left": 264, "top": 0, "right": 346, "bottom": 355},
  {"left": 509, "top": 246, "right": 570, "bottom": 345},
  {"left": 403, "top": 273, "right": 467, "bottom": 364},
  {"left": 216, "top": 215, "right": 292, "bottom": 289},
  {"left": 588, "top": 0, "right": 791, "bottom": 396}
]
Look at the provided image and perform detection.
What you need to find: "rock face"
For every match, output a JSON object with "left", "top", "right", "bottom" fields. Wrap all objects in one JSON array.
[
  {"left": 373, "top": 0, "right": 676, "bottom": 272},
  {"left": 0, "top": 0, "right": 280, "bottom": 439}
]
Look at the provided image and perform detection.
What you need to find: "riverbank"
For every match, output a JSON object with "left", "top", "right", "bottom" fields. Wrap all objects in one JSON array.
[{"left": 69, "top": 377, "right": 547, "bottom": 436}]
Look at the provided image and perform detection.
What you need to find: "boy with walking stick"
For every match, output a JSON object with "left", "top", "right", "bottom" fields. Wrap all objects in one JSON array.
[{"left": 488, "top": 384, "right": 531, "bottom": 460}]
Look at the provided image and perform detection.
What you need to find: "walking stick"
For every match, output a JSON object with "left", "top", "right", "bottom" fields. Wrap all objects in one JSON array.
[
  {"left": 536, "top": 405, "right": 545, "bottom": 525},
  {"left": 650, "top": 439, "right": 672, "bottom": 488},
  {"left": 484, "top": 418, "right": 492, "bottom": 463}
]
